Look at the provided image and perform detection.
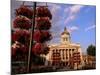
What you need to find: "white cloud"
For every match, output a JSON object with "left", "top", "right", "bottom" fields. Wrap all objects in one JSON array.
[
  {"left": 49, "top": 4, "right": 61, "bottom": 15},
  {"left": 68, "top": 26, "right": 79, "bottom": 33},
  {"left": 64, "top": 5, "right": 84, "bottom": 15},
  {"left": 64, "top": 15, "right": 76, "bottom": 24},
  {"left": 47, "top": 4, "right": 62, "bottom": 42},
  {"left": 69, "top": 5, "right": 84, "bottom": 15},
  {"left": 49, "top": 4, "right": 62, "bottom": 27},
  {"left": 64, "top": 7, "right": 69, "bottom": 13},
  {"left": 64, "top": 5, "right": 84, "bottom": 24},
  {"left": 85, "top": 25, "right": 96, "bottom": 31}
]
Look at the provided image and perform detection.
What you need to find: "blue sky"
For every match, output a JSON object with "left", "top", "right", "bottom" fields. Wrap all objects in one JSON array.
[
  {"left": 47, "top": 3, "right": 96, "bottom": 54},
  {"left": 11, "top": 1, "right": 96, "bottom": 54}
]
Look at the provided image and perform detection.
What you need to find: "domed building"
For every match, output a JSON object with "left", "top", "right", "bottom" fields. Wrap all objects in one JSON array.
[{"left": 45, "top": 27, "right": 84, "bottom": 69}]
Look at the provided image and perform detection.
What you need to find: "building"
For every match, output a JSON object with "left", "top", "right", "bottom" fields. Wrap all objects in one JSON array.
[
  {"left": 45, "top": 27, "right": 84, "bottom": 69},
  {"left": 82, "top": 55, "right": 96, "bottom": 69}
]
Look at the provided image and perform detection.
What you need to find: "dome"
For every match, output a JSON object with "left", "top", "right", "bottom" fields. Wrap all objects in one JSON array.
[{"left": 61, "top": 27, "right": 70, "bottom": 35}]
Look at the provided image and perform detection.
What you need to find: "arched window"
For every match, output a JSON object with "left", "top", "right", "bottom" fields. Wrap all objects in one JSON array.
[
  {"left": 63, "top": 37, "right": 68, "bottom": 42},
  {"left": 72, "top": 49, "right": 74, "bottom": 51},
  {"left": 65, "top": 38, "right": 68, "bottom": 41}
]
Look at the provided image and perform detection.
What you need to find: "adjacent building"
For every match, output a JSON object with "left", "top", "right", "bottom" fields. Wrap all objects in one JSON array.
[{"left": 82, "top": 55, "right": 96, "bottom": 69}]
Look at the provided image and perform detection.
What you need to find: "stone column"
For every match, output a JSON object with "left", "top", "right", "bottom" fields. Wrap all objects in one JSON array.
[
  {"left": 67, "top": 49, "right": 69, "bottom": 61},
  {"left": 68, "top": 49, "right": 70, "bottom": 66},
  {"left": 61, "top": 49, "right": 63, "bottom": 61},
  {"left": 64, "top": 49, "right": 66, "bottom": 64}
]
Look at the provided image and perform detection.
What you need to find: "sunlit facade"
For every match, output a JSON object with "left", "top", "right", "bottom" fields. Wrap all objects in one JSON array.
[{"left": 45, "top": 27, "right": 84, "bottom": 69}]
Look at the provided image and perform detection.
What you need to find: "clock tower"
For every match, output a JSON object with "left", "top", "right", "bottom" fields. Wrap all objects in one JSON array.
[{"left": 61, "top": 27, "right": 71, "bottom": 44}]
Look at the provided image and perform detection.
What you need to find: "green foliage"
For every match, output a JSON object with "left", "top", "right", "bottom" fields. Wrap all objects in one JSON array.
[{"left": 87, "top": 44, "right": 96, "bottom": 56}]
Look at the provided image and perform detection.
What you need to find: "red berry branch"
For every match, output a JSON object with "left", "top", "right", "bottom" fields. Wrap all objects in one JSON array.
[
  {"left": 32, "top": 6, "right": 52, "bottom": 57},
  {"left": 36, "top": 6, "right": 52, "bottom": 19},
  {"left": 33, "top": 30, "right": 52, "bottom": 43},
  {"left": 12, "top": 29, "right": 30, "bottom": 45},
  {"left": 13, "top": 16, "right": 32, "bottom": 29},
  {"left": 35, "top": 17, "right": 51, "bottom": 30},
  {"left": 15, "top": 5, "right": 33, "bottom": 19},
  {"left": 12, "top": 3, "right": 52, "bottom": 73},
  {"left": 12, "top": 5, "right": 32, "bottom": 61}
]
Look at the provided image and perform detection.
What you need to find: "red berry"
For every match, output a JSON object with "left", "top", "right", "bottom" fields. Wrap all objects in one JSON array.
[
  {"left": 32, "top": 43, "right": 43, "bottom": 55},
  {"left": 13, "top": 16, "right": 31, "bottom": 29},
  {"left": 36, "top": 6, "right": 52, "bottom": 19},
  {"left": 15, "top": 5, "right": 33, "bottom": 19}
]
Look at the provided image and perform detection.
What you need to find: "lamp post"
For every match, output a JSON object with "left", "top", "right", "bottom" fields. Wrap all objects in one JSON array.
[{"left": 27, "top": 2, "right": 36, "bottom": 73}]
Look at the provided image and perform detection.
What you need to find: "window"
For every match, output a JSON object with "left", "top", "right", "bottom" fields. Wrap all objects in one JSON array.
[
  {"left": 66, "top": 55, "right": 68, "bottom": 59},
  {"left": 53, "top": 50, "right": 55, "bottom": 53},
  {"left": 66, "top": 38, "right": 68, "bottom": 41},
  {"left": 63, "top": 38, "right": 65, "bottom": 41},
  {"left": 72, "top": 49, "right": 74, "bottom": 51},
  {"left": 63, "top": 38, "right": 68, "bottom": 41},
  {"left": 56, "top": 49, "right": 58, "bottom": 53},
  {"left": 69, "top": 49, "right": 71, "bottom": 56},
  {"left": 66, "top": 49, "right": 68, "bottom": 51}
]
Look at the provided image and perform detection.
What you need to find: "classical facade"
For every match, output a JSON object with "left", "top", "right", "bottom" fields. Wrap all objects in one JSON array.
[{"left": 45, "top": 27, "right": 84, "bottom": 69}]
